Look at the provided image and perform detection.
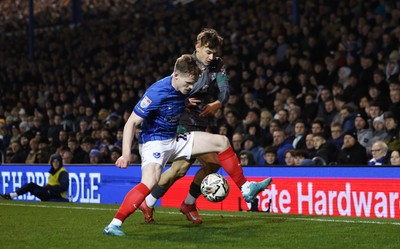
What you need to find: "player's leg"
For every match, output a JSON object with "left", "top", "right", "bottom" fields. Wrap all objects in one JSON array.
[
  {"left": 179, "top": 153, "right": 220, "bottom": 224},
  {"left": 103, "top": 162, "right": 162, "bottom": 236},
  {"left": 192, "top": 131, "right": 272, "bottom": 202},
  {"left": 185, "top": 153, "right": 220, "bottom": 204},
  {"left": 139, "top": 158, "right": 194, "bottom": 223}
]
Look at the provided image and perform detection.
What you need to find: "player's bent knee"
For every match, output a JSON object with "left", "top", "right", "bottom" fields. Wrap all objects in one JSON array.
[{"left": 215, "top": 135, "right": 230, "bottom": 151}]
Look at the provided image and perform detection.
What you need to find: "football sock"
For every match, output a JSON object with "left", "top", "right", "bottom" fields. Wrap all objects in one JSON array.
[
  {"left": 114, "top": 183, "right": 150, "bottom": 223},
  {"left": 110, "top": 218, "right": 122, "bottom": 227},
  {"left": 184, "top": 194, "right": 196, "bottom": 205},
  {"left": 146, "top": 184, "right": 167, "bottom": 208},
  {"left": 145, "top": 194, "right": 158, "bottom": 208},
  {"left": 10, "top": 192, "right": 17, "bottom": 198},
  {"left": 183, "top": 183, "right": 201, "bottom": 205},
  {"left": 240, "top": 181, "right": 251, "bottom": 195},
  {"left": 188, "top": 182, "right": 202, "bottom": 199},
  {"left": 218, "top": 146, "right": 247, "bottom": 188}
]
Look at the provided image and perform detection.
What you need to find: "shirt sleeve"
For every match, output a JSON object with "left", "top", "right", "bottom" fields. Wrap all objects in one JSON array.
[
  {"left": 215, "top": 60, "right": 230, "bottom": 105},
  {"left": 134, "top": 86, "right": 162, "bottom": 118}
]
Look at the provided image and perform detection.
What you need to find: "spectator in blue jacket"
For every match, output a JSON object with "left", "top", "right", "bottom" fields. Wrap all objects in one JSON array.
[
  {"left": 242, "top": 135, "right": 264, "bottom": 165},
  {"left": 273, "top": 128, "right": 294, "bottom": 165}
]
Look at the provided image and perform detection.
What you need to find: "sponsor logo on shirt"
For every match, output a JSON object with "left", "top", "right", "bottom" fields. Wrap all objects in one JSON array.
[{"left": 140, "top": 96, "right": 152, "bottom": 109}]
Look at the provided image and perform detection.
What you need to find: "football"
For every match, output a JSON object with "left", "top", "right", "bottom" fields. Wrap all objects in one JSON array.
[{"left": 200, "top": 173, "right": 230, "bottom": 202}]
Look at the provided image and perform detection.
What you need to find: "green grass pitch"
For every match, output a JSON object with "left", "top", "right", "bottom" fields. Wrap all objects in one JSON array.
[{"left": 0, "top": 200, "right": 399, "bottom": 249}]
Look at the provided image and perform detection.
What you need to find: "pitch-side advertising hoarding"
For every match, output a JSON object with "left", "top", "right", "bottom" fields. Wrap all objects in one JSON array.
[{"left": 0, "top": 165, "right": 399, "bottom": 219}]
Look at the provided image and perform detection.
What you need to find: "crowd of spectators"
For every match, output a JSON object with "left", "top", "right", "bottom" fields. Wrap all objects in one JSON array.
[{"left": 1, "top": 0, "right": 400, "bottom": 166}]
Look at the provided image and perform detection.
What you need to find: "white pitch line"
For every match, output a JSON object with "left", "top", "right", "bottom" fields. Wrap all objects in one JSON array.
[{"left": 1, "top": 202, "right": 399, "bottom": 226}]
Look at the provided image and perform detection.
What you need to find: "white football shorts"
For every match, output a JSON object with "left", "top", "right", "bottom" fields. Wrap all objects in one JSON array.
[{"left": 139, "top": 132, "right": 194, "bottom": 168}]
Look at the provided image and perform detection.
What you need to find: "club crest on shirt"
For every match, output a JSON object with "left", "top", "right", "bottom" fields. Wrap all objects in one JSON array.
[
  {"left": 140, "top": 96, "right": 152, "bottom": 109},
  {"left": 153, "top": 152, "right": 161, "bottom": 159}
]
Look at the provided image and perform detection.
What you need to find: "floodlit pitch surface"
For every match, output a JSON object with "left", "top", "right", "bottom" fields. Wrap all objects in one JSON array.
[{"left": 0, "top": 201, "right": 399, "bottom": 249}]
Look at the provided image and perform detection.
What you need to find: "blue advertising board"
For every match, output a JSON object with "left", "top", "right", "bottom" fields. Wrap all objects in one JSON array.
[
  {"left": 1, "top": 164, "right": 400, "bottom": 205},
  {"left": 1, "top": 164, "right": 206, "bottom": 204}
]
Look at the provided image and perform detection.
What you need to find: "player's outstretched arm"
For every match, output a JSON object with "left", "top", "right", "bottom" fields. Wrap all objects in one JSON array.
[
  {"left": 199, "top": 100, "right": 222, "bottom": 117},
  {"left": 116, "top": 112, "right": 143, "bottom": 169}
]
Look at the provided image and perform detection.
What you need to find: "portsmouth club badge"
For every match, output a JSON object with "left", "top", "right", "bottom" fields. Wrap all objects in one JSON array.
[
  {"left": 153, "top": 152, "right": 161, "bottom": 159},
  {"left": 140, "top": 96, "right": 152, "bottom": 109}
]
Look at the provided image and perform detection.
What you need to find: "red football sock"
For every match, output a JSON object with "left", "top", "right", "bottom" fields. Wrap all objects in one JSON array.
[
  {"left": 114, "top": 183, "right": 150, "bottom": 222},
  {"left": 218, "top": 146, "right": 247, "bottom": 188}
]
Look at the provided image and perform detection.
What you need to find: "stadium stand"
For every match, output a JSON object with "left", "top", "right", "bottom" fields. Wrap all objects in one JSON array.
[{"left": 1, "top": 0, "right": 400, "bottom": 165}]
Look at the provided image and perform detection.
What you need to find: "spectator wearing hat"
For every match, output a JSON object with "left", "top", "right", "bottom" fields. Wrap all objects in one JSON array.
[
  {"left": 383, "top": 111, "right": 400, "bottom": 151},
  {"left": 370, "top": 115, "right": 388, "bottom": 145},
  {"left": 368, "top": 141, "right": 390, "bottom": 166},
  {"left": 89, "top": 148, "right": 102, "bottom": 164},
  {"left": 105, "top": 113, "right": 121, "bottom": 137},
  {"left": 337, "top": 129, "right": 368, "bottom": 165},
  {"left": 354, "top": 111, "right": 373, "bottom": 152},
  {"left": 242, "top": 135, "right": 264, "bottom": 165},
  {"left": 98, "top": 143, "right": 111, "bottom": 163}
]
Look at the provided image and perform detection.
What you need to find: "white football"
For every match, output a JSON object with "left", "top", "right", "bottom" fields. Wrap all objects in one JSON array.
[{"left": 200, "top": 173, "right": 230, "bottom": 202}]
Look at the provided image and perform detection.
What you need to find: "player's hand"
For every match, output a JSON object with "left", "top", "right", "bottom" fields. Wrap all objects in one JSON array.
[
  {"left": 115, "top": 156, "right": 130, "bottom": 169},
  {"left": 199, "top": 102, "right": 221, "bottom": 117},
  {"left": 187, "top": 98, "right": 201, "bottom": 107}
]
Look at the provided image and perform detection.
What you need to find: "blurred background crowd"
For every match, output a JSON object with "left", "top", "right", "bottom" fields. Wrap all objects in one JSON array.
[{"left": 1, "top": 0, "right": 400, "bottom": 166}]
